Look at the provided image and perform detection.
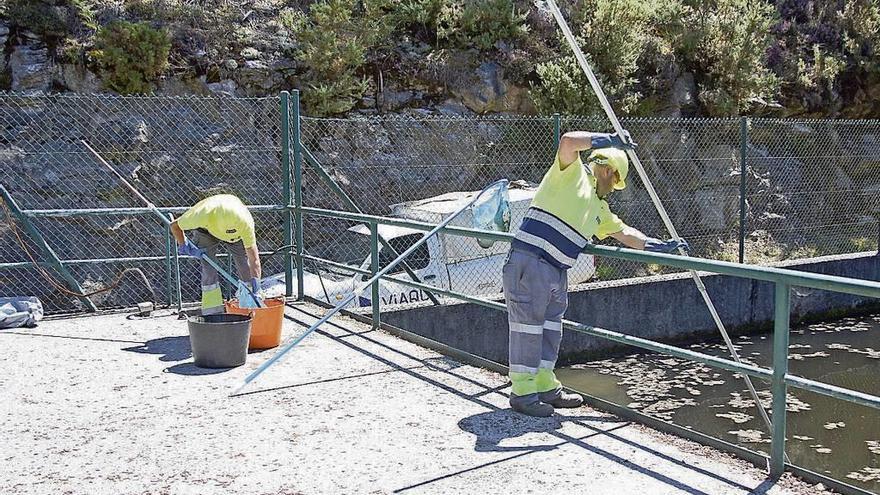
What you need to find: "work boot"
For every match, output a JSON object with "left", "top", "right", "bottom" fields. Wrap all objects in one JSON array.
[
  {"left": 510, "top": 400, "right": 554, "bottom": 417},
  {"left": 539, "top": 390, "right": 584, "bottom": 409}
]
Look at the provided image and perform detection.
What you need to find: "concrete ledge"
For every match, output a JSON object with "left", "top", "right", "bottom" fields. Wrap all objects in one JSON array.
[{"left": 380, "top": 252, "right": 880, "bottom": 364}]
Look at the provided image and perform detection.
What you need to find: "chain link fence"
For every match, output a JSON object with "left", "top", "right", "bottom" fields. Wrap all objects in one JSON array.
[
  {"left": 300, "top": 114, "right": 880, "bottom": 308},
  {"left": 1, "top": 92, "right": 878, "bottom": 314},
  {"left": 0, "top": 93, "right": 286, "bottom": 313}
]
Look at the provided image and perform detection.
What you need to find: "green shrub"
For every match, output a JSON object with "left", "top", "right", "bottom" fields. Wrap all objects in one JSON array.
[
  {"left": 391, "top": 0, "right": 448, "bottom": 38},
  {"left": 7, "top": 0, "right": 70, "bottom": 39},
  {"left": 437, "top": 0, "right": 528, "bottom": 50},
  {"left": 690, "top": 0, "right": 779, "bottom": 115},
  {"left": 531, "top": 0, "right": 659, "bottom": 115},
  {"left": 91, "top": 21, "right": 171, "bottom": 94},
  {"left": 840, "top": 0, "right": 880, "bottom": 72},
  {"left": 796, "top": 45, "right": 846, "bottom": 92},
  {"left": 293, "top": 0, "right": 393, "bottom": 115}
]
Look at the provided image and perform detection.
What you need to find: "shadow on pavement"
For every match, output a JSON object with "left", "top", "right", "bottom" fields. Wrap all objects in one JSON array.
[
  {"left": 163, "top": 362, "right": 235, "bottom": 375},
  {"left": 122, "top": 335, "right": 191, "bottom": 362},
  {"left": 458, "top": 409, "right": 623, "bottom": 452}
]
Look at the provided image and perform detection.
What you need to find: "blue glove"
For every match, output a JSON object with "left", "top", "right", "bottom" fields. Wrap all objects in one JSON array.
[
  {"left": 177, "top": 239, "right": 204, "bottom": 258},
  {"left": 250, "top": 277, "right": 260, "bottom": 294},
  {"left": 591, "top": 129, "right": 637, "bottom": 149},
  {"left": 644, "top": 237, "right": 690, "bottom": 254}
]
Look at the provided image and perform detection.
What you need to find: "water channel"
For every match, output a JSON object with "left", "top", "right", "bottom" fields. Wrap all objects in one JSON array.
[{"left": 558, "top": 315, "right": 880, "bottom": 493}]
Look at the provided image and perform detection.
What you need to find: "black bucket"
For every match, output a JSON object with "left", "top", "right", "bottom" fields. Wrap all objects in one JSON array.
[{"left": 187, "top": 313, "right": 252, "bottom": 368}]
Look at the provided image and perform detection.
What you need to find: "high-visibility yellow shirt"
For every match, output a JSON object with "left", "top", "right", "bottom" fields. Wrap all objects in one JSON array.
[
  {"left": 512, "top": 153, "right": 625, "bottom": 268},
  {"left": 176, "top": 194, "right": 257, "bottom": 248}
]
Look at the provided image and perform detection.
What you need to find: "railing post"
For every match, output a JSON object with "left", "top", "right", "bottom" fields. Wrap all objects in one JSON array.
[
  {"left": 280, "top": 91, "right": 294, "bottom": 298},
  {"left": 171, "top": 218, "right": 182, "bottom": 312},
  {"left": 770, "top": 281, "right": 790, "bottom": 478},
  {"left": 164, "top": 220, "right": 173, "bottom": 307},
  {"left": 553, "top": 113, "right": 561, "bottom": 149},
  {"left": 293, "top": 90, "right": 305, "bottom": 301},
  {"left": 370, "top": 222, "right": 380, "bottom": 329},
  {"left": 739, "top": 116, "right": 748, "bottom": 264}
]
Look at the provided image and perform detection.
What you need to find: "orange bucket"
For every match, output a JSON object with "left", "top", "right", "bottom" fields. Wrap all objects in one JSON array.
[{"left": 225, "top": 297, "right": 285, "bottom": 350}]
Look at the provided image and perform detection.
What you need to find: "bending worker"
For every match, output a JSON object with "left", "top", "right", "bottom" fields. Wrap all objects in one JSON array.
[
  {"left": 170, "top": 194, "right": 262, "bottom": 315},
  {"left": 505, "top": 130, "right": 689, "bottom": 417}
]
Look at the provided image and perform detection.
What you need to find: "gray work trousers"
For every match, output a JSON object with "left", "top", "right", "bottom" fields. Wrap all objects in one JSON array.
[
  {"left": 503, "top": 248, "right": 568, "bottom": 407},
  {"left": 190, "top": 229, "right": 251, "bottom": 315}
]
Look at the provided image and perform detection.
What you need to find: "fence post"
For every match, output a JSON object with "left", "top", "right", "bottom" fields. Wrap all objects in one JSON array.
[
  {"left": 553, "top": 113, "right": 561, "bottom": 149},
  {"left": 292, "top": 90, "right": 305, "bottom": 301},
  {"left": 770, "top": 282, "right": 790, "bottom": 478},
  {"left": 739, "top": 117, "right": 748, "bottom": 264},
  {"left": 164, "top": 221, "right": 173, "bottom": 307},
  {"left": 370, "top": 222, "right": 380, "bottom": 329},
  {"left": 171, "top": 217, "right": 182, "bottom": 312},
  {"left": 0, "top": 185, "right": 98, "bottom": 312},
  {"left": 280, "top": 91, "right": 294, "bottom": 298}
]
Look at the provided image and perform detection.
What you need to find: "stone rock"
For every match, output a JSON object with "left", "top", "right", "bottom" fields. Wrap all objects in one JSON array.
[
  {"left": 9, "top": 41, "right": 54, "bottom": 92},
  {"left": 207, "top": 79, "right": 238, "bottom": 96},
  {"left": 224, "top": 59, "right": 239, "bottom": 71},
  {"left": 694, "top": 186, "right": 740, "bottom": 231},
  {"left": 240, "top": 47, "right": 261, "bottom": 60},
  {"left": 0, "top": 21, "right": 9, "bottom": 47},
  {"left": 436, "top": 99, "right": 470, "bottom": 116},
  {"left": 233, "top": 60, "right": 283, "bottom": 95},
  {"left": 56, "top": 64, "right": 101, "bottom": 93},
  {"left": 671, "top": 73, "right": 697, "bottom": 114},
  {"left": 159, "top": 76, "right": 211, "bottom": 96},
  {"left": 380, "top": 84, "right": 422, "bottom": 111},
  {"left": 452, "top": 61, "right": 533, "bottom": 114}
]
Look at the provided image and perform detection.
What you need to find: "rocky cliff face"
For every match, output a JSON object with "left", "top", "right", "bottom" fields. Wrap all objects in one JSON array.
[{"left": 0, "top": 17, "right": 536, "bottom": 119}]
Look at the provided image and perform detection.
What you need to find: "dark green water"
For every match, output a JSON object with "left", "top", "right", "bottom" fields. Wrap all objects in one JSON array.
[{"left": 558, "top": 315, "right": 880, "bottom": 493}]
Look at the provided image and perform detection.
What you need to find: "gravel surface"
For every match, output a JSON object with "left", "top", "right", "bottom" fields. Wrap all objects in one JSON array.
[{"left": 1, "top": 302, "right": 834, "bottom": 495}]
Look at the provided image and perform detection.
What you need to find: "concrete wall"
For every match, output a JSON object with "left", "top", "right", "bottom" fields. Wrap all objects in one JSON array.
[{"left": 378, "top": 252, "right": 880, "bottom": 365}]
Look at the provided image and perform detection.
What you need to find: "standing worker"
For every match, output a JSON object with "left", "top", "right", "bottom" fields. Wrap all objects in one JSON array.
[
  {"left": 505, "top": 130, "right": 689, "bottom": 417},
  {"left": 170, "top": 194, "right": 262, "bottom": 315}
]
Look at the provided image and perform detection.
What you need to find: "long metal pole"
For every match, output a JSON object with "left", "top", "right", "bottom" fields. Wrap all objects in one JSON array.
[
  {"left": 281, "top": 91, "right": 294, "bottom": 298},
  {"left": 370, "top": 222, "right": 380, "bottom": 329},
  {"left": 230, "top": 179, "right": 508, "bottom": 395},
  {"left": 81, "top": 140, "right": 262, "bottom": 307},
  {"left": 553, "top": 113, "right": 561, "bottom": 148},
  {"left": 544, "top": 0, "right": 780, "bottom": 454},
  {"left": 739, "top": 117, "right": 748, "bottom": 264},
  {"left": 292, "top": 90, "right": 305, "bottom": 301},
  {"left": 164, "top": 220, "right": 173, "bottom": 306}
]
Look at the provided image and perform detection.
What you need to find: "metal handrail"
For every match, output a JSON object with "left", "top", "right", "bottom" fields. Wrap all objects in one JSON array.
[{"left": 298, "top": 206, "right": 880, "bottom": 298}]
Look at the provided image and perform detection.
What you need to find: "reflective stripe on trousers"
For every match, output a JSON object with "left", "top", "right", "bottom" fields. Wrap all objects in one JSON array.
[
  {"left": 191, "top": 229, "right": 252, "bottom": 314},
  {"left": 503, "top": 248, "right": 567, "bottom": 407}
]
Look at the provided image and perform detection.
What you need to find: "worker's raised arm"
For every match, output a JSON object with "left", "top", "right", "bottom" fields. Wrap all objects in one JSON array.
[{"left": 557, "top": 130, "right": 636, "bottom": 170}]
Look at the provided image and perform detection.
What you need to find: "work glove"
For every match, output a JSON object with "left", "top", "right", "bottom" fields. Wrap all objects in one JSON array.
[
  {"left": 177, "top": 239, "right": 204, "bottom": 258},
  {"left": 591, "top": 129, "right": 637, "bottom": 150},
  {"left": 644, "top": 237, "right": 690, "bottom": 254},
  {"left": 250, "top": 277, "right": 261, "bottom": 295}
]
